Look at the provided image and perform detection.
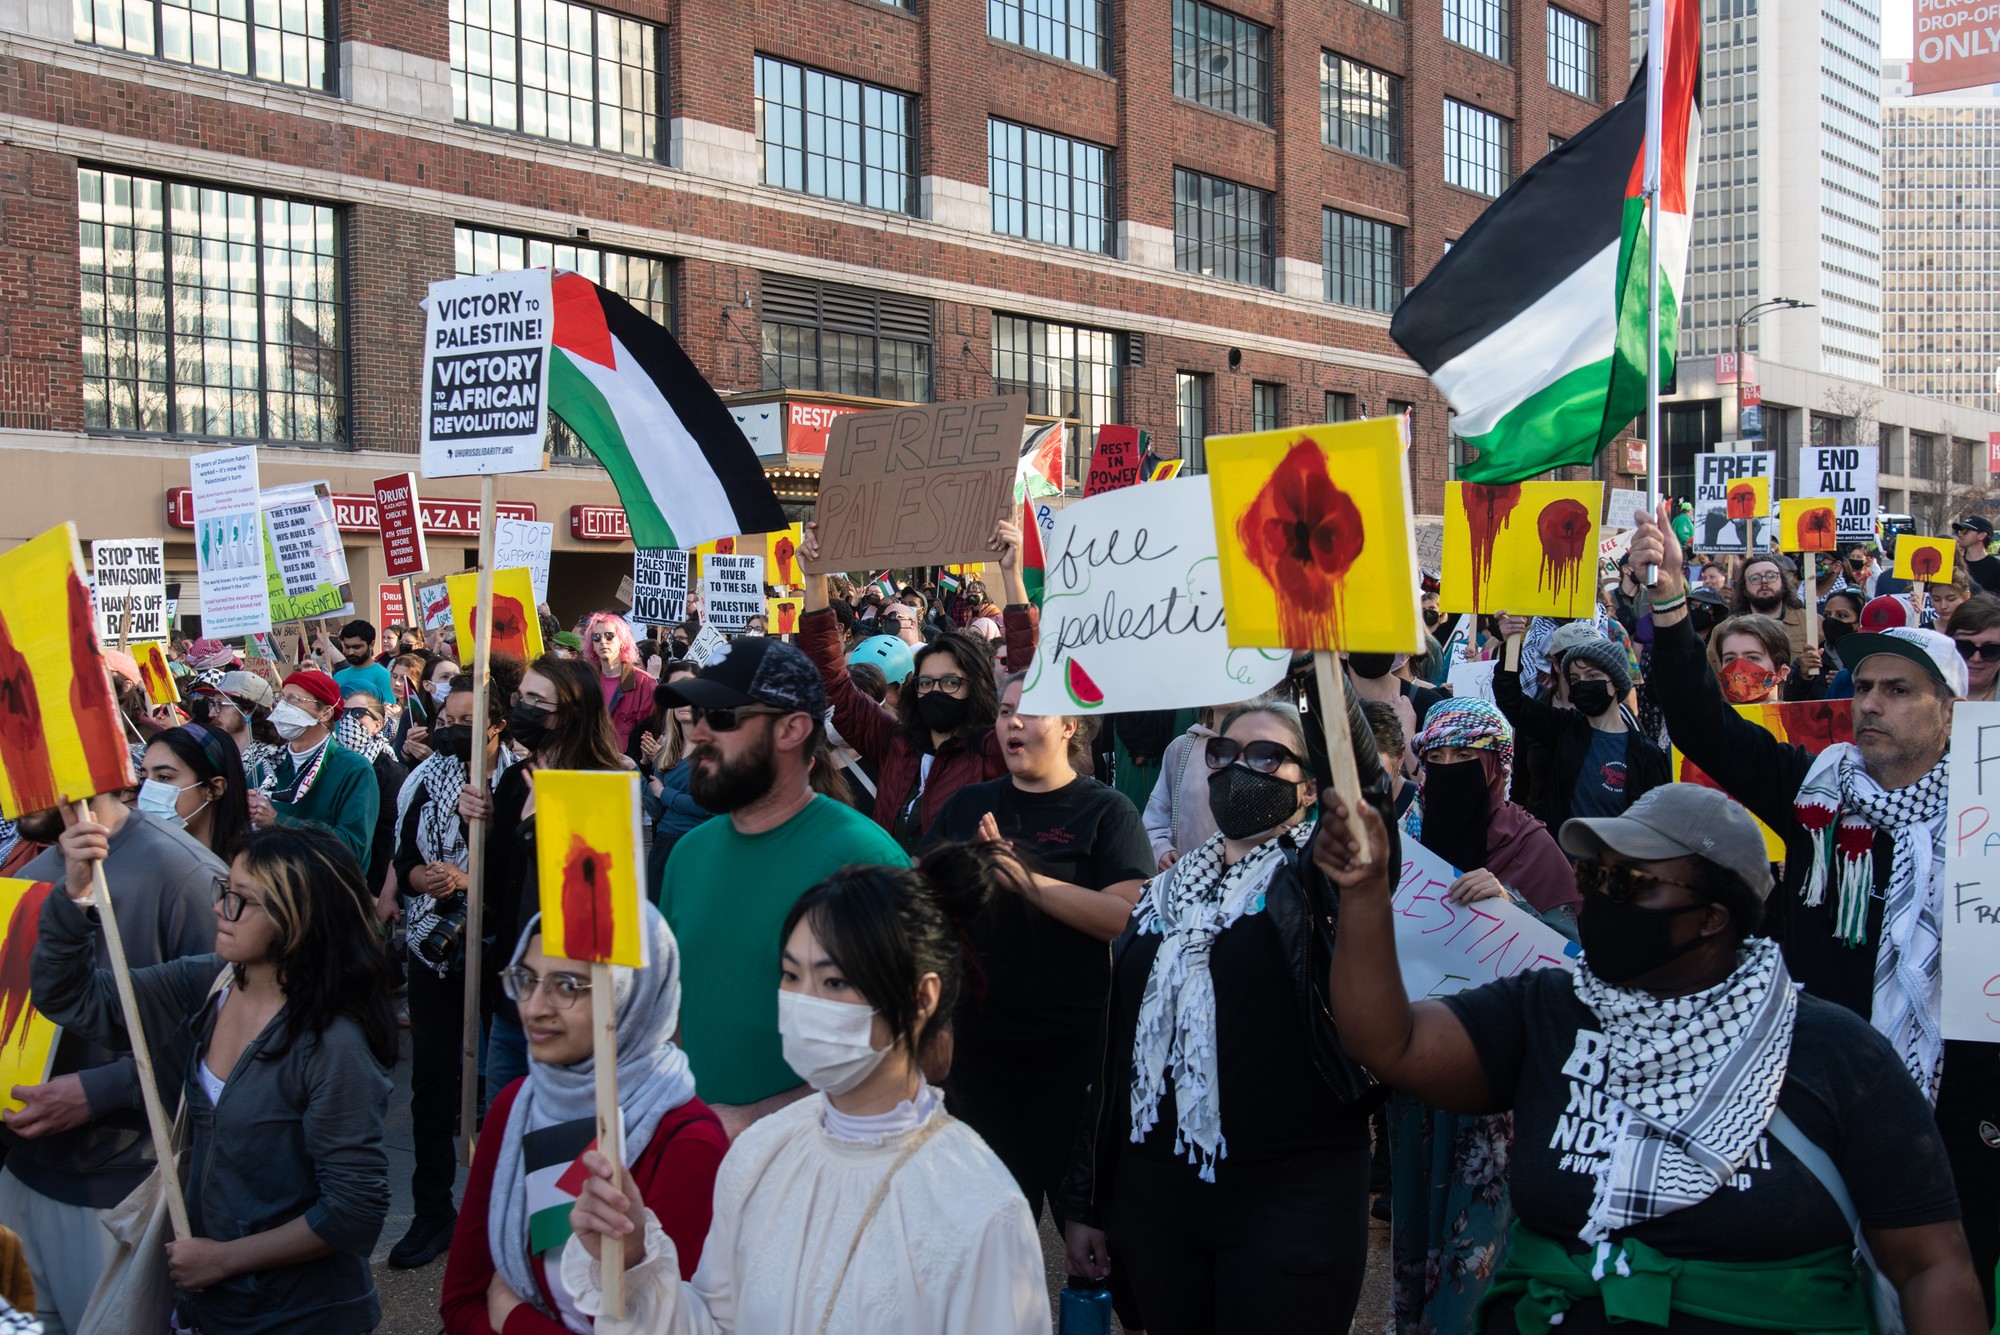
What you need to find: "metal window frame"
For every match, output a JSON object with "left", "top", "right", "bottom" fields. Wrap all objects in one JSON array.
[
  {"left": 986, "top": 117, "right": 1116, "bottom": 254},
  {"left": 74, "top": 0, "right": 335, "bottom": 91},
  {"left": 450, "top": 0, "right": 665, "bottom": 159},
  {"left": 1442, "top": 0, "right": 1511, "bottom": 63},
  {"left": 1173, "top": 166, "right": 1276, "bottom": 289},
  {"left": 1321, "top": 206, "right": 1405, "bottom": 312},
  {"left": 753, "top": 53, "right": 917, "bottom": 214},
  {"left": 1171, "top": 0, "right": 1273, "bottom": 124},
  {"left": 761, "top": 273, "right": 935, "bottom": 400},
  {"left": 985, "top": 0, "right": 1110, "bottom": 71},
  {"left": 1546, "top": 5, "right": 1597, "bottom": 100},
  {"left": 1320, "top": 51, "right": 1404, "bottom": 164}
]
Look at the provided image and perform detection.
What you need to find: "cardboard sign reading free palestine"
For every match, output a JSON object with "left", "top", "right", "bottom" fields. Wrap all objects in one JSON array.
[{"left": 808, "top": 397, "right": 1026, "bottom": 571}]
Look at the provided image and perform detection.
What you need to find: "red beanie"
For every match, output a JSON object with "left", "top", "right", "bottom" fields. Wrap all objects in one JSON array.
[
  {"left": 283, "top": 669, "right": 343, "bottom": 715},
  {"left": 1860, "top": 595, "right": 1911, "bottom": 632}
]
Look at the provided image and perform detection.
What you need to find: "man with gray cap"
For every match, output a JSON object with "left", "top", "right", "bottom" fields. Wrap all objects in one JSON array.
[
  {"left": 1314, "top": 782, "right": 1985, "bottom": 1332},
  {"left": 190, "top": 668, "right": 283, "bottom": 779},
  {"left": 1632, "top": 501, "right": 2000, "bottom": 1320},
  {"left": 656, "top": 637, "right": 908, "bottom": 1140},
  {"left": 1493, "top": 615, "right": 1669, "bottom": 829}
]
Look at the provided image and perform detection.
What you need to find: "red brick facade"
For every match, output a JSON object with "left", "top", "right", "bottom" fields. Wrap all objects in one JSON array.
[{"left": 0, "top": 0, "right": 1625, "bottom": 513}]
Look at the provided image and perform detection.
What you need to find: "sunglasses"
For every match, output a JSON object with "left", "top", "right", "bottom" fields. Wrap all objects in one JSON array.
[
  {"left": 590, "top": 631, "right": 620, "bottom": 642},
  {"left": 499, "top": 966, "right": 593, "bottom": 1010},
  {"left": 689, "top": 703, "right": 786, "bottom": 732},
  {"left": 1204, "top": 736, "right": 1304, "bottom": 774},
  {"left": 1572, "top": 858, "right": 1706, "bottom": 904},
  {"left": 1956, "top": 639, "right": 2000, "bottom": 663}
]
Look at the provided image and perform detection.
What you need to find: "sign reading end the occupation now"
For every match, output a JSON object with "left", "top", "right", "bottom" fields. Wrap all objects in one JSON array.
[{"left": 420, "top": 269, "right": 554, "bottom": 479}]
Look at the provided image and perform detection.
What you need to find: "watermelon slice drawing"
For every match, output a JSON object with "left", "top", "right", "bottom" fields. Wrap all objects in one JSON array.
[{"left": 1064, "top": 658, "right": 1105, "bottom": 710}]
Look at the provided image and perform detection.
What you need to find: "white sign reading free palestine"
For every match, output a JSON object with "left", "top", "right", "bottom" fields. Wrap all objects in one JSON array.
[
  {"left": 1393, "top": 840, "right": 1578, "bottom": 1001},
  {"left": 1018, "top": 476, "right": 1290, "bottom": 715},
  {"left": 420, "top": 269, "right": 553, "bottom": 479}
]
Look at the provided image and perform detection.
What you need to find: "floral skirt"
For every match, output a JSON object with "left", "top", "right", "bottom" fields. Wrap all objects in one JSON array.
[{"left": 1386, "top": 1091, "right": 1515, "bottom": 1335}]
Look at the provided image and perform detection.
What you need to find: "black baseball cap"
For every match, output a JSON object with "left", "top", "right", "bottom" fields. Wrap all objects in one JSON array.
[
  {"left": 1952, "top": 515, "right": 1993, "bottom": 537},
  {"left": 662, "top": 636, "right": 827, "bottom": 718}
]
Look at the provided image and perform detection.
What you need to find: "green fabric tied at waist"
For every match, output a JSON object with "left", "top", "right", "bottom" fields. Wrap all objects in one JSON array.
[{"left": 1480, "top": 1223, "right": 1870, "bottom": 1333}]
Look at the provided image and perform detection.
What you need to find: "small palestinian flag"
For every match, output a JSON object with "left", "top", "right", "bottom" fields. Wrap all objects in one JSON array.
[
  {"left": 549, "top": 274, "right": 788, "bottom": 550},
  {"left": 523, "top": 1113, "right": 603, "bottom": 1256},
  {"left": 938, "top": 571, "right": 961, "bottom": 596},
  {"left": 1020, "top": 497, "right": 1046, "bottom": 606},
  {"left": 1016, "top": 421, "right": 1065, "bottom": 502},
  {"left": 868, "top": 573, "right": 898, "bottom": 600}
]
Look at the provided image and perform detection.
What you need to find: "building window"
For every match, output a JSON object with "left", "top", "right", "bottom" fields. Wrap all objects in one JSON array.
[
  {"left": 78, "top": 167, "right": 344, "bottom": 444},
  {"left": 1174, "top": 168, "right": 1274, "bottom": 288},
  {"left": 1323, "top": 208, "right": 1405, "bottom": 313},
  {"left": 1252, "top": 381, "right": 1283, "bottom": 431},
  {"left": 456, "top": 225, "right": 672, "bottom": 463},
  {"left": 988, "top": 120, "right": 1114, "bottom": 254},
  {"left": 762, "top": 274, "right": 932, "bottom": 403},
  {"left": 1327, "top": 390, "right": 1356, "bottom": 421},
  {"left": 1321, "top": 53, "right": 1402, "bottom": 164},
  {"left": 754, "top": 55, "right": 914, "bottom": 213},
  {"left": 1546, "top": 7, "right": 1597, "bottom": 100},
  {"left": 1389, "top": 397, "right": 1415, "bottom": 431},
  {"left": 1443, "top": 99, "right": 1511, "bottom": 197},
  {"left": 1177, "top": 372, "right": 1210, "bottom": 470},
  {"left": 992, "top": 315, "right": 1122, "bottom": 481},
  {"left": 986, "top": 0, "right": 1108, "bottom": 70},
  {"left": 1172, "top": 0, "right": 1271, "bottom": 124},
  {"left": 450, "top": 0, "right": 662, "bottom": 158},
  {"left": 1911, "top": 431, "right": 1937, "bottom": 476},
  {"left": 1351, "top": 0, "right": 1402, "bottom": 16},
  {"left": 75, "top": 0, "right": 329, "bottom": 89},
  {"left": 1442, "top": 0, "right": 1509, "bottom": 63}
]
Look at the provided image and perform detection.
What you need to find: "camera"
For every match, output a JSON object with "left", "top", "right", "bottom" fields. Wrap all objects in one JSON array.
[{"left": 413, "top": 894, "right": 469, "bottom": 971}]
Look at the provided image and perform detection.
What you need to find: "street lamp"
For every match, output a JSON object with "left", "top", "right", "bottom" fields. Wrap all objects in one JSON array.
[{"left": 1733, "top": 298, "right": 1813, "bottom": 438}]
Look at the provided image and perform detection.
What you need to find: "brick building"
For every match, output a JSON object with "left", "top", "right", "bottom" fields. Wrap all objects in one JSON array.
[{"left": 0, "top": 0, "right": 1624, "bottom": 625}]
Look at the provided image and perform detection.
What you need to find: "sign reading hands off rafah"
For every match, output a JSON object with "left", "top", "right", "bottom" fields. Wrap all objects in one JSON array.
[{"left": 1018, "top": 476, "right": 1290, "bottom": 715}]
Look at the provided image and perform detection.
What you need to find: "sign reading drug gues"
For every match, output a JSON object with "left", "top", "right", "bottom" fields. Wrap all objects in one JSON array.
[{"left": 420, "top": 269, "right": 553, "bottom": 478}]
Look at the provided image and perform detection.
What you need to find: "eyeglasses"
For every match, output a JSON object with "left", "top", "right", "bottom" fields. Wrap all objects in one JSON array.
[
  {"left": 1572, "top": 858, "right": 1707, "bottom": 904},
  {"left": 1204, "top": 737, "right": 1304, "bottom": 774},
  {"left": 214, "top": 887, "right": 268, "bottom": 922},
  {"left": 499, "top": 966, "right": 593, "bottom": 1010},
  {"left": 1957, "top": 639, "right": 2000, "bottom": 663},
  {"left": 689, "top": 703, "right": 785, "bottom": 732},
  {"left": 914, "top": 674, "right": 968, "bottom": 695},
  {"left": 1745, "top": 572, "right": 1783, "bottom": 587},
  {"left": 278, "top": 693, "right": 324, "bottom": 712}
]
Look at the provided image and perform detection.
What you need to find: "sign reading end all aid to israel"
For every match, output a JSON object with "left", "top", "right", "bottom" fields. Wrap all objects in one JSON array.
[{"left": 420, "top": 269, "right": 553, "bottom": 479}]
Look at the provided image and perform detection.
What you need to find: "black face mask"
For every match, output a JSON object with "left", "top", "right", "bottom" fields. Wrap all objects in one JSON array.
[
  {"left": 1418, "top": 758, "right": 1491, "bottom": 873},
  {"left": 1577, "top": 893, "right": 1709, "bottom": 985},
  {"left": 1422, "top": 609, "right": 1443, "bottom": 629},
  {"left": 1568, "top": 680, "right": 1616, "bottom": 718},
  {"left": 916, "top": 691, "right": 972, "bottom": 735},
  {"left": 1348, "top": 653, "right": 1397, "bottom": 680},
  {"left": 506, "top": 701, "right": 554, "bottom": 752},
  {"left": 429, "top": 724, "right": 474, "bottom": 762},
  {"left": 1207, "top": 764, "right": 1304, "bottom": 841},
  {"left": 1823, "top": 618, "right": 1856, "bottom": 647}
]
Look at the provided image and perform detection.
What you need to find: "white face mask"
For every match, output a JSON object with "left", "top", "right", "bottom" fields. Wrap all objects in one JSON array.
[
  {"left": 778, "top": 990, "right": 888, "bottom": 1095},
  {"left": 137, "top": 778, "right": 207, "bottom": 829},
  {"left": 270, "top": 700, "right": 321, "bottom": 742},
  {"left": 432, "top": 680, "right": 454, "bottom": 703}
]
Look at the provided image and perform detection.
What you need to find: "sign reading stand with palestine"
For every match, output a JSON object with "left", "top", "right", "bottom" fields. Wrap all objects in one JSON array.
[{"left": 420, "top": 270, "right": 553, "bottom": 478}]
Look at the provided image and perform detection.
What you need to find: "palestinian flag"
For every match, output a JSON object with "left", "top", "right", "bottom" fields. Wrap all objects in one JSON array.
[
  {"left": 1020, "top": 497, "right": 1046, "bottom": 605},
  {"left": 937, "top": 570, "right": 961, "bottom": 595},
  {"left": 868, "top": 573, "right": 898, "bottom": 600},
  {"left": 522, "top": 1114, "right": 601, "bottom": 1256},
  {"left": 550, "top": 274, "right": 788, "bottom": 549},
  {"left": 1016, "top": 421, "right": 1066, "bottom": 502},
  {"left": 1388, "top": 0, "right": 1699, "bottom": 484}
]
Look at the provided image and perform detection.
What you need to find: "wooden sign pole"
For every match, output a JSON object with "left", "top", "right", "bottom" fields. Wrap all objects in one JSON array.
[
  {"left": 592, "top": 962, "right": 625, "bottom": 1316},
  {"left": 117, "top": 594, "right": 134, "bottom": 655},
  {"left": 1311, "top": 652, "right": 1372, "bottom": 862},
  {"left": 1503, "top": 631, "right": 1523, "bottom": 674},
  {"left": 77, "top": 800, "right": 190, "bottom": 1239},
  {"left": 459, "top": 475, "right": 498, "bottom": 1164},
  {"left": 1804, "top": 552, "right": 1820, "bottom": 650}
]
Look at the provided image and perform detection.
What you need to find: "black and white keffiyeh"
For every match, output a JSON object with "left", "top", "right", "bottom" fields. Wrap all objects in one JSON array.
[
  {"left": 1129, "top": 824, "right": 1313, "bottom": 1183},
  {"left": 334, "top": 712, "right": 390, "bottom": 765},
  {"left": 1573, "top": 938, "right": 1798, "bottom": 1245},
  {"left": 394, "top": 752, "right": 471, "bottom": 976}
]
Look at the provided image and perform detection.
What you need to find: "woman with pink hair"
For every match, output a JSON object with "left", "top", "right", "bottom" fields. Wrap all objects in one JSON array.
[{"left": 584, "top": 611, "right": 657, "bottom": 753}]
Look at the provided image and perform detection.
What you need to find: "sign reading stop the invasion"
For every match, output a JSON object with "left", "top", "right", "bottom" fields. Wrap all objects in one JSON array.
[
  {"left": 420, "top": 269, "right": 553, "bottom": 479},
  {"left": 1692, "top": 450, "right": 1775, "bottom": 552},
  {"left": 90, "top": 539, "right": 167, "bottom": 643},
  {"left": 373, "top": 473, "right": 429, "bottom": 578},
  {"left": 1797, "top": 445, "right": 1879, "bottom": 545},
  {"left": 1913, "top": 0, "right": 2000, "bottom": 95},
  {"left": 701, "top": 554, "right": 765, "bottom": 632}
]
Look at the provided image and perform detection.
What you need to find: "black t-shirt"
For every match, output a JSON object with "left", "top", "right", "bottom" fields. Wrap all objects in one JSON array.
[
  {"left": 1446, "top": 968, "right": 1959, "bottom": 1334},
  {"left": 928, "top": 776, "right": 1153, "bottom": 1040},
  {"left": 1114, "top": 907, "right": 1369, "bottom": 1164}
]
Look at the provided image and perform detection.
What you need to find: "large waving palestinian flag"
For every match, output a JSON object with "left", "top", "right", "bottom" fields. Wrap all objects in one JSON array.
[
  {"left": 1389, "top": 0, "right": 1700, "bottom": 484},
  {"left": 549, "top": 275, "right": 788, "bottom": 549}
]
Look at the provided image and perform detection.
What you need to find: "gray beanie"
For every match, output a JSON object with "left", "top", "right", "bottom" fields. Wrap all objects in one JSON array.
[{"left": 1558, "top": 636, "right": 1632, "bottom": 697}]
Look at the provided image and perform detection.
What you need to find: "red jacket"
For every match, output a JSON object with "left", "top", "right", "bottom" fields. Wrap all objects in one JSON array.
[
  {"left": 602, "top": 666, "right": 659, "bottom": 754},
  {"left": 439, "top": 1078, "right": 728, "bottom": 1335},
  {"left": 799, "top": 605, "right": 1039, "bottom": 837}
]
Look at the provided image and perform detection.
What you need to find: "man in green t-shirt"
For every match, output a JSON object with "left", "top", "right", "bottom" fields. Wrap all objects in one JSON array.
[{"left": 659, "top": 637, "right": 907, "bottom": 1138}]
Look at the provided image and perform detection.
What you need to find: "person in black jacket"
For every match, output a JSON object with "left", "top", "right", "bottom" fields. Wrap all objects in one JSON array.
[
  {"left": 1492, "top": 623, "right": 1669, "bottom": 829},
  {"left": 1631, "top": 501, "right": 2000, "bottom": 1322},
  {"left": 1059, "top": 698, "right": 1389, "bottom": 1335}
]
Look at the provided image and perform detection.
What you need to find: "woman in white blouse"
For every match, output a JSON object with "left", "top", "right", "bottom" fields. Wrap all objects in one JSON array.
[{"left": 560, "top": 841, "right": 1052, "bottom": 1335}]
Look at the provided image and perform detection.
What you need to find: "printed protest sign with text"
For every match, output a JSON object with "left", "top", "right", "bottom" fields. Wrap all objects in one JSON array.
[
  {"left": 91, "top": 540, "right": 168, "bottom": 644},
  {"left": 191, "top": 446, "right": 269, "bottom": 638},
  {"left": 1943, "top": 703, "right": 2000, "bottom": 1041},
  {"left": 630, "top": 549, "right": 691, "bottom": 625},
  {"left": 1797, "top": 445, "right": 1878, "bottom": 544},
  {"left": 373, "top": 473, "right": 429, "bottom": 578},
  {"left": 1084, "top": 427, "right": 1145, "bottom": 497},
  {"left": 1019, "top": 476, "right": 1290, "bottom": 715},
  {"left": 421, "top": 270, "right": 553, "bottom": 478},
  {"left": 701, "top": 554, "right": 766, "bottom": 632},
  {"left": 809, "top": 397, "right": 1025, "bottom": 571},
  {"left": 263, "top": 483, "right": 352, "bottom": 623},
  {"left": 1693, "top": 450, "right": 1775, "bottom": 552}
]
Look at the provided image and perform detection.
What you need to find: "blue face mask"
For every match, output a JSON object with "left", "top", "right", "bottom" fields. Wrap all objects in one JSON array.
[{"left": 137, "top": 778, "right": 206, "bottom": 830}]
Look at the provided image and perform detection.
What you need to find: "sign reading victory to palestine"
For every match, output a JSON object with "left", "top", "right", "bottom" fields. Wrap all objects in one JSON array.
[{"left": 420, "top": 270, "right": 553, "bottom": 479}]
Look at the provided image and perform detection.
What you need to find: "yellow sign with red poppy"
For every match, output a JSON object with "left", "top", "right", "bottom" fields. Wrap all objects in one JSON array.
[
  {"left": 1206, "top": 418, "right": 1422, "bottom": 653},
  {"left": 0, "top": 524, "right": 137, "bottom": 820},
  {"left": 135, "top": 640, "right": 179, "bottom": 706},
  {"left": 1149, "top": 460, "right": 1184, "bottom": 482},
  {"left": 0, "top": 877, "right": 61, "bottom": 1115},
  {"left": 1439, "top": 481, "right": 1603, "bottom": 618},
  {"left": 445, "top": 568, "right": 545, "bottom": 665},
  {"left": 533, "top": 770, "right": 645, "bottom": 969},
  {"left": 1723, "top": 475, "right": 1770, "bottom": 529},
  {"left": 1779, "top": 498, "right": 1841, "bottom": 554},
  {"left": 763, "top": 525, "right": 806, "bottom": 588},
  {"left": 1893, "top": 535, "right": 1955, "bottom": 583},
  {"left": 1672, "top": 699, "right": 1852, "bottom": 861},
  {"left": 766, "top": 597, "right": 804, "bottom": 635}
]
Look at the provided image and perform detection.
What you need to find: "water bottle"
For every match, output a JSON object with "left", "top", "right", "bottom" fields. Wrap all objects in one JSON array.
[{"left": 1058, "top": 1275, "right": 1113, "bottom": 1335}]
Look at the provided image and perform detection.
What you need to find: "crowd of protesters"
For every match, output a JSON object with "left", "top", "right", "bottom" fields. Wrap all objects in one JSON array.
[{"left": 0, "top": 502, "right": 1995, "bottom": 1335}]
